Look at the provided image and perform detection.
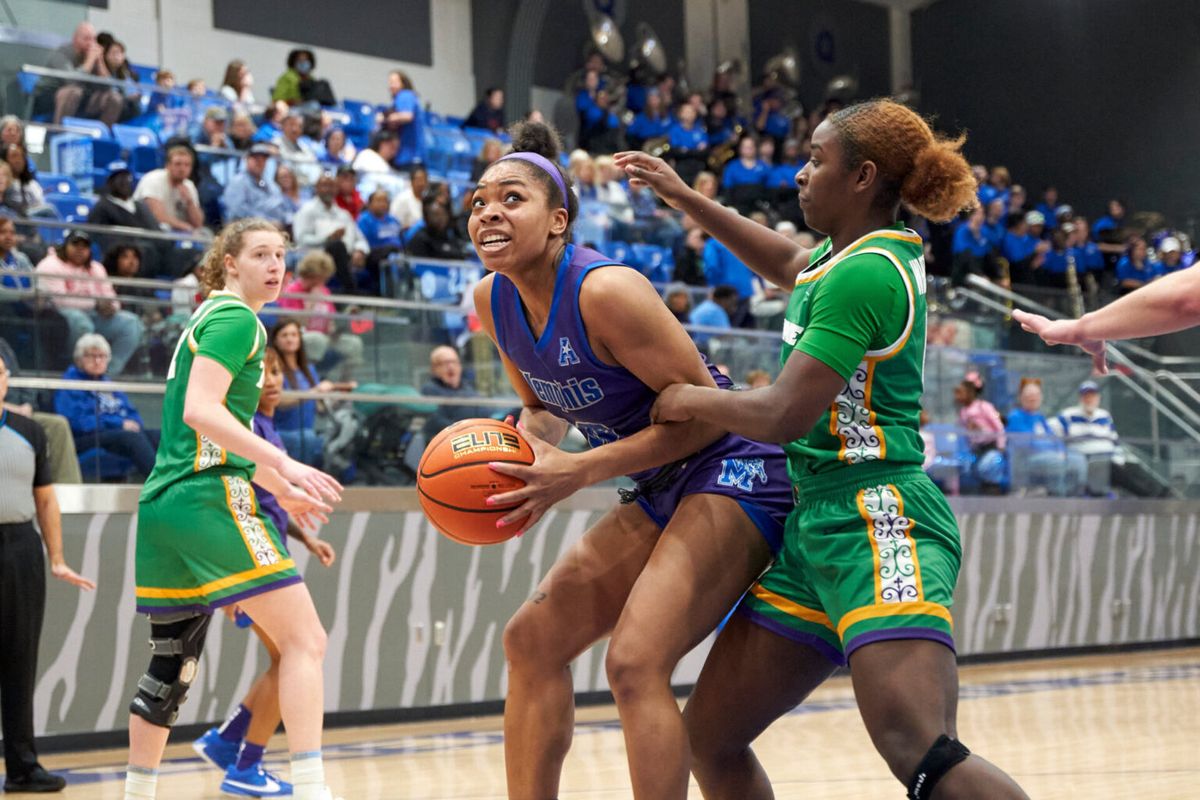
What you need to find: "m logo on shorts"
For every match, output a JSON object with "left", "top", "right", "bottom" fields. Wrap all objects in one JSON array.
[
  {"left": 558, "top": 337, "right": 580, "bottom": 366},
  {"left": 717, "top": 458, "right": 768, "bottom": 492}
]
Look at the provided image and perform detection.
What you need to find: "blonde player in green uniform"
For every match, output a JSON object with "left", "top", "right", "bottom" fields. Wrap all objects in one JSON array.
[
  {"left": 122, "top": 218, "right": 345, "bottom": 800},
  {"left": 616, "top": 100, "right": 1029, "bottom": 799}
]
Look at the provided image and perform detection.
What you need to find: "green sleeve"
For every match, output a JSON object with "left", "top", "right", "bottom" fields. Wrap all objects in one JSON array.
[
  {"left": 272, "top": 71, "right": 300, "bottom": 103},
  {"left": 793, "top": 254, "right": 910, "bottom": 380},
  {"left": 194, "top": 305, "right": 260, "bottom": 377}
]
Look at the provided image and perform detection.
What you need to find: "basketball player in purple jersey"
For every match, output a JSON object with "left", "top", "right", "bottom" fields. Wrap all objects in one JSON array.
[{"left": 467, "top": 121, "right": 793, "bottom": 800}]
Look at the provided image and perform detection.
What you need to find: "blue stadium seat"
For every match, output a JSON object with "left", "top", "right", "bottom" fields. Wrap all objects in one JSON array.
[
  {"left": 604, "top": 240, "right": 631, "bottom": 264},
  {"left": 631, "top": 243, "right": 674, "bottom": 283},
  {"left": 128, "top": 62, "right": 159, "bottom": 82},
  {"left": 342, "top": 99, "right": 378, "bottom": 131},
  {"left": 16, "top": 70, "right": 38, "bottom": 95},
  {"left": 44, "top": 193, "right": 95, "bottom": 222},
  {"left": 129, "top": 145, "right": 163, "bottom": 176},
  {"left": 38, "top": 173, "right": 79, "bottom": 195},
  {"left": 61, "top": 117, "right": 113, "bottom": 140},
  {"left": 77, "top": 447, "right": 135, "bottom": 482},
  {"left": 112, "top": 124, "right": 159, "bottom": 154}
]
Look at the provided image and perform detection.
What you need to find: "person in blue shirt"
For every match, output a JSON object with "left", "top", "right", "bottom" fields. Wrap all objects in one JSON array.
[
  {"left": 1067, "top": 215, "right": 1105, "bottom": 275},
  {"left": 221, "top": 144, "right": 291, "bottom": 225},
  {"left": 701, "top": 236, "right": 756, "bottom": 308},
  {"left": 575, "top": 70, "right": 621, "bottom": 153},
  {"left": 1001, "top": 212, "right": 1047, "bottom": 284},
  {"left": 981, "top": 197, "right": 1007, "bottom": 251},
  {"left": 720, "top": 134, "right": 769, "bottom": 192},
  {"left": 1036, "top": 186, "right": 1059, "bottom": 231},
  {"left": 704, "top": 97, "right": 738, "bottom": 150},
  {"left": 752, "top": 89, "right": 790, "bottom": 145},
  {"left": 251, "top": 100, "right": 289, "bottom": 144},
  {"left": 1091, "top": 198, "right": 1126, "bottom": 241},
  {"left": 1006, "top": 377, "right": 1086, "bottom": 496},
  {"left": 951, "top": 206, "right": 998, "bottom": 285},
  {"left": 386, "top": 70, "right": 423, "bottom": 167},
  {"left": 977, "top": 165, "right": 1011, "bottom": 211},
  {"left": 765, "top": 137, "right": 805, "bottom": 190},
  {"left": 1157, "top": 236, "right": 1186, "bottom": 275},
  {"left": 357, "top": 189, "right": 405, "bottom": 294},
  {"left": 687, "top": 284, "right": 738, "bottom": 351},
  {"left": 625, "top": 89, "right": 671, "bottom": 151},
  {"left": 1039, "top": 226, "right": 1075, "bottom": 288},
  {"left": 666, "top": 103, "right": 708, "bottom": 185},
  {"left": 1115, "top": 237, "right": 1160, "bottom": 294}
]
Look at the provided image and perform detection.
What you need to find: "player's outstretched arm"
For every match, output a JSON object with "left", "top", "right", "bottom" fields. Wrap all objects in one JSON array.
[{"left": 614, "top": 150, "right": 813, "bottom": 288}]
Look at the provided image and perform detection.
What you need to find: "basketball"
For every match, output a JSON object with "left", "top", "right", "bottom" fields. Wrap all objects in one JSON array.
[{"left": 416, "top": 418, "right": 535, "bottom": 545}]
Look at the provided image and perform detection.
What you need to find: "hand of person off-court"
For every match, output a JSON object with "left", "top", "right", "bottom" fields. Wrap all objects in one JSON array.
[
  {"left": 486, "top": 422, "right": 581, "bottom": 536},
  {"left": 51, "top": 561, "right": 96, "bottom": 591},
  {"left": 1012, "top": 309, "right": 1109, "bottom": 374},
  {"left": 304, "top": 536, "right": 337, "bottom": 567},
  {"left": 650, "top": 383, "right": 697, "bottom": 424},
  {"left": 613, "top": 151, "right": 689, "bottom": 209}
]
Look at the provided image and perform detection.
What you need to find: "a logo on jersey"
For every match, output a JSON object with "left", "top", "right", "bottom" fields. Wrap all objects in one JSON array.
[
  {"left": 558, "top": 337, "right": 580, "bottom": 366},
  {"left": 520, "top": 370, "right": 605, "bottom": 412},
  {"left": 576, "top": 422, "right": 620, "bottom": 449},
  {"left": 782, "top": 319, "right": 805, "bottom": 346},
  {"left": 716, "top": 458, "right": 768, "bottom": 492}
]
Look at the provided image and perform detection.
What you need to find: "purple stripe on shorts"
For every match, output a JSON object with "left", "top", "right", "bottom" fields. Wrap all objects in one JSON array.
[
  {"left": 844, "top": 627, "right": 957, "bottom": 660},
  {"left": 135, "top": 574, "right": 304, "bottom": 617},
  {"left": 739, "top": 606, "right": 847, "bottom": 667}
]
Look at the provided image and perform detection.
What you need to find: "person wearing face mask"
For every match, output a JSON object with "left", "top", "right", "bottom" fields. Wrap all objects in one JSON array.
[{"left": 272, "top": 49, "right": 316, "bottom": 106}]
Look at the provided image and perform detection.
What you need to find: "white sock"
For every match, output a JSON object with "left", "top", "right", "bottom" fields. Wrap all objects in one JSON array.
[
  {"left": 290, "top": 752, "right": 326, "bottom": 800},
  {"left": 123, "top": 765, "right": 157, "bottom": 799}
]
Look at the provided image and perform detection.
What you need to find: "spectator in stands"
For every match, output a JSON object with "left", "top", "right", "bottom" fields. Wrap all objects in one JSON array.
[
  {"left": 702, "top": 235, "right": 756, "bottom": 316},
  {"left": 954, "top": 372, "right": 1006, "bottom": 494},
  {"left": 672, "top": 227, "right": 708, "bottom": 286},
  {"left": 351, "top": 129, "right": 400, "bottom": 175},
  {"left": 220, "top": 59, "right": 256, "bottom": 107},
  {"left": 1, "top": 145, "right": 45, "bottom": 216},
  {"left": 704, "top": 97, "right": 738, "bottom": 151},
  {"left": 978, "top": 165, "right": 1011, "bottom": 210},
  {"left": 421, "top": 345, "right": 490, "bottom": 438},
  {"left": 688, "top": 283, "right": 739, "bottom": 348},
  {"left": 133, "top": 144, "right": 205, "bottom": 233},
  {"left": 1049, "top": 380, "right": 1122, "bottom": 496},
  {"left": 319, "top": 128, "right": 356, "bottom": 166},
  {"left": 277, "top": 251, "right": 364, "bottom": 369},
  {"left": 357, "top": 189, "right": 403, "bottom": 289},
  {"left": 0, "top": 116, "right": 23, "bottom": 152},
  {"left": 35, "top": 230, "right": 143, "bottom": 375},
  {"left": 100, "top": 38, "right": 141, "bottom": 122},
  {"left": 951, "top": 205, "right": 999, "bottom": 286},
  {"left": 272, "top": 48, "right": 334, "bottom": 106},
  {"left": 36, "top": 21, "right": 122, "bottom": 125},
  {"left": 1068, "top": 214, "right": 1105, "bottom": 283},
  {"left": 228, "top": 112, "right": 256, "bottom": 150},
  {"left": 1006, "top": 377, "right": 1086, "bottom": 496},
  {"left": 1115, "top": 237, "right": 1159, "bottom": 294},
  {"left": 575, "top": 70, "right": 622, "bottom": 154},
  {"left": 662, "top": 283, "right": 692, "bottom": 323},
  {"left": 196, "top": 106, "right": 229, "bottom": 148},
  {"left": 273, "top": 164, "right": 302, "bottom": 227},
  {"left": 270, "top": 318, "right": 336, "bottom": 467},
  {"left": 692, "top": 170, "right": 718, "bottom": 202},
  {"left": 1092, "top": 198, "right": 1127, "bottom": 240},
  {"left": 87, "top": 164, "right": 173, "bottom": 277},
  {"left": 274, "top": 112, "right": 321, "bottom": 186},
  {"left": 55, "top": 332, "right": 158, "bottom": 478},
  {"left": 1036, "top": 186, "right": 1059, "bottom": 231},
  {"left": 469, "top": 138, "right": 505, "bottom": 184},
  {"left": 0, "top": 163, "right": 20, "bottom": 218},
  {"left": 1008, "top": 184, "right": 1027, "bottom": 215},
  {"left": 567, "top": 151, "right": 599, "bottom": 201},
  {"left": 0, "top": 218, "right": 71, "bottom": 372},
  {"left": 406, "top": 196, "right": 468, "bottom": 260},
  {"left": 667, "top": 103, "right": 708, "bottom": 186},
  {"left": 0, "top": 339, "right": 80, "bottom": 482},
  {"left": 386, "top": 70, "right": 424, "bottom": 168},
  {"left": 982, "top": 197, "right": 1007, "bottom": 251},
  {"left": 221, "top": 143, "right": 290, "bottom": 227},
  {"left": 626, "top": 89, "right": 671, "bottom": 151},
  {"left": 464, "top": 87, "right": 506, "bottom": 133},
  {"left": 766, "top": 137, "right": 804, "bottom": 190},
  {"left": 252, "top": 100, "right": 289, "bottom": 143},
  {"left": 388, "top": 164, "right": 426, "bottom": 229},
  {"left": 721, "top": 134, "right": 768, "bottom": 211},
  {"left": 333, "top": 165, "right": 363, "bottom": 219},
  {"left": 752, "top": 88, "right": 790, "bottom": 145},
  {"left": 1002, "top": 211, "right": 1048, "bottom": 285},
  {"left": 1158, "top": 236, "right": 1185, "bottom": 275},
  {"left": 294, "top": 173, "right": 369, "bottom": 293}
]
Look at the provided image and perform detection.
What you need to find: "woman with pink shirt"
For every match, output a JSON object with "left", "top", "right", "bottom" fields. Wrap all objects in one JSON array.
[
  {"left": 954, "top": 371, "right": 1007, "bottom": 493},
  {"left": 276, "top": 251, "right": 362, "bottom": 375},
  {"left": 34, "top": 229, "right": 145, "bottom": 375}
]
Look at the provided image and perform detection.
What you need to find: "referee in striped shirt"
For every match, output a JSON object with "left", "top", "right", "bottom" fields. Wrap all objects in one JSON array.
[{"left": 0, "top": 356, "right": 93, "bottom": 793}]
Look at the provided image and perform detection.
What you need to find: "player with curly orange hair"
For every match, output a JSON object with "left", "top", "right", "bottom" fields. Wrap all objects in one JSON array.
[{"left": 617, "top": 100, "right": 1029, "bottom": 799}]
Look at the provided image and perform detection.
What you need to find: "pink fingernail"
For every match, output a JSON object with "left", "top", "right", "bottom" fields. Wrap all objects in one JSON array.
[
  {"left": 486, "top": 496, "right": 496, "bottom": 506},
  {"left": 496, "top": 519, "right": 507, "bottom": 528}
]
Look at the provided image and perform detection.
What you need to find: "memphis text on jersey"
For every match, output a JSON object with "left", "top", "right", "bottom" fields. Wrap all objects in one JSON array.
[{"left": 519, "top": 370, "right": 605, "bottom": 413}]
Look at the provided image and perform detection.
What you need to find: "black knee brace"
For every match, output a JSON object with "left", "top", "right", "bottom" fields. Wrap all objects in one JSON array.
[
  {"left": 129, "top": 611, "right": 212, "bottom": 728},
  {"left": 907, "top": 734, "right": 970, "bottom": 799}
]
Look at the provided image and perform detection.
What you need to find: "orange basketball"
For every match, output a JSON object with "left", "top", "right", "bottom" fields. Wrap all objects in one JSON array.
[{"left": 416, "top": 418, "right": 535, "bottom": 545}]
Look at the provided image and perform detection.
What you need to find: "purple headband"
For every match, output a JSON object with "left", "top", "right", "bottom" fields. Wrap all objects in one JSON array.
[{"left": 499, "top": 152, "right": 569, "bottom": 210}]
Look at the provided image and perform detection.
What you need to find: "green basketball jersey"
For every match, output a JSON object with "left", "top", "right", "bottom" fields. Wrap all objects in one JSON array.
[
  {"left": 780, "top": 225, "right": 929, "bottom": 482},
  {"left": 140, "top": 290, "right": 267, "bottom": 502}
]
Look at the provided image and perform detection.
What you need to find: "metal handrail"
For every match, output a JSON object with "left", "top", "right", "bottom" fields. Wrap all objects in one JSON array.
[
  {"left": 19, "top": 64, "right": 223, "bottom": 105},
  {"left": 13, "top": 214, "right": 211, "bottom": 244}
]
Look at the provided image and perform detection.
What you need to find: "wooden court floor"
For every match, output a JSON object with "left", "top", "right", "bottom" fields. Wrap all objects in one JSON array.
[{"left": 47, "top": 647, "right": 1200, "bottom": 799}]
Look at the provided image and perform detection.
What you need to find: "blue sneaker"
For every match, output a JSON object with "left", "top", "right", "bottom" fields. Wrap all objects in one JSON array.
[
  {"left": 220, "top": 763, "right": 293, "bottom": 797},
  {"left": 193, "top": 727, "right": 240, "bottom": 771}
]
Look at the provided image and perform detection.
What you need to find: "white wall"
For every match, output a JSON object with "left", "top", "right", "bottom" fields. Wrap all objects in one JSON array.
[
  {"left": 683, "top": 0, "right": 749, "bottom": 93},
  {"left": 85, "top": 0, "right": 476, "bottom": 114}
]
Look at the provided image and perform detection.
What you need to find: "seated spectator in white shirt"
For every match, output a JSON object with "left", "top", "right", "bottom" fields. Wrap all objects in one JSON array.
[
  {"left": 351, "top": 130, "right": 400, "bottom": 175},
  {"left": 1049, "top": 380, "right": 1122, "bottom": 496},
  {"left": 222, "top": 143, "right": 291, "bottom": 226},
  {"left": 34, "top": 229, "right": 144, "bottom": 376},
  {"left": 133, "top": 145, "right": 205, "bottom": 234},
  {"left": 293, "top": 173, "right": 369, "bottom": 294},
  {"left": 389, "top": 165, "right": 427, "bottom": 230}
]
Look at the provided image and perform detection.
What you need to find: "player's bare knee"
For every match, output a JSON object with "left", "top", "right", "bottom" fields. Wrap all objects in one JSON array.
[
  {"left": 604, "top": 638, "right": 667, "bottom": 702},
  {"left": 868, "top": 722, "right": 935, "bottom": 782}
]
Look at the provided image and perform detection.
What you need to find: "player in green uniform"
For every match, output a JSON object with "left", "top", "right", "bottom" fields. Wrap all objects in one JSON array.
[
  {"left": 616, "top": 101, "right": 1029, "bottom": 799},
  {"left": 123, "top": 218, "right": 345, "bottom": 800}
]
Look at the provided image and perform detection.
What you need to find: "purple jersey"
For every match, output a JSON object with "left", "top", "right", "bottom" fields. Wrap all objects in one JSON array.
[
  {"left": 252, "top": 411, "right": 290, "bottom": 552},
  {"left": 491, "top": 244, "right": 793, "bottom": 552}
]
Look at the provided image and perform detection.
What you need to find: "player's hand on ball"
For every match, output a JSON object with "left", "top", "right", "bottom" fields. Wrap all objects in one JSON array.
[
  {"left": 613, "top": 151, "right": 690, "bottom": 209},
  {"left": 1012, "top": 309, "right": 1109, "bottom": 374},
  {"left": 486, "top": 423, "right": 583, "bottom": 535},
  {"left": 279, "top": 457, "right": 343, "bottom": 504},
  {"left": 651, "top": 383, "right": 697, "bottom": 424}
]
